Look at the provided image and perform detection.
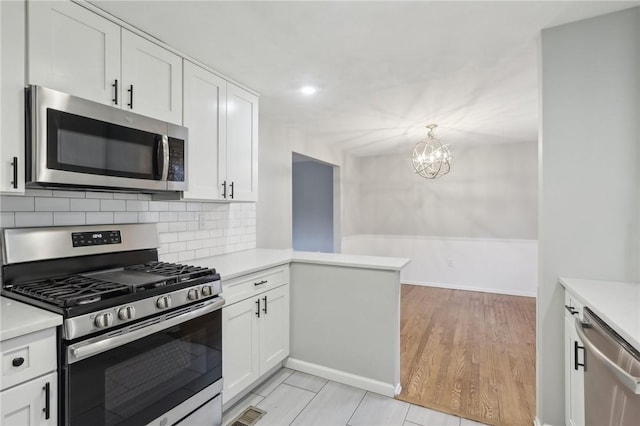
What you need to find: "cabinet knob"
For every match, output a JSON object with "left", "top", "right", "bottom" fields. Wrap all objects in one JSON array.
[{"left": 11, "top": 357, "right": 24, "bottom": 367}]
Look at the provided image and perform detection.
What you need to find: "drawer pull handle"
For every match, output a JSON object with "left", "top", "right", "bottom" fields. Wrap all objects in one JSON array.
[
  {"left": 43, "top": 382, "right": 51, "bottom": 419},
  {"left": 12, "top": 357, "right": 25, "bottom": 367},
  {"left": 256, "top": 298, "right": 261, "bottom": 318},
  {"left": 254, "top": 280, "right": 268, "bottom": 286}
]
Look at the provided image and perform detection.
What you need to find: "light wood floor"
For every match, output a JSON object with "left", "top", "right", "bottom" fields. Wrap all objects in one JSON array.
[{"left": 397, "top": 285, "right": 536, "bottom": 426}]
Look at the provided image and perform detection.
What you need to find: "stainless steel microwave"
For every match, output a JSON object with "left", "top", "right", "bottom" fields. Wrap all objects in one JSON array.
[{"left": 26, "top": 85, "right": 188, "bottom": 193}]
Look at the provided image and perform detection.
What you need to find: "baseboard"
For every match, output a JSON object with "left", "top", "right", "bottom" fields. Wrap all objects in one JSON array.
[
  {"left": 285, "top": 358, "right": 397, "bottom": 397},
  {"left": 533, "top": 416, "right": 554, "bottom": 426},
  {"left": 402, "top": 279, "right": 537, "bottom": 298}
]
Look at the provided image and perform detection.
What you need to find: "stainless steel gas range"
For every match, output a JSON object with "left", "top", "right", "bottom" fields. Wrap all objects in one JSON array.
[{"left": 1, "top": 223, "right": 224, "bottom": 426}]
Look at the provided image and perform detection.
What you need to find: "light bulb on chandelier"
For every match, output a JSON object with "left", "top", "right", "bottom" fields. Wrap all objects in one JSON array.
[{"left": 411, "top": 124, "right": 451, "bottom": 179}]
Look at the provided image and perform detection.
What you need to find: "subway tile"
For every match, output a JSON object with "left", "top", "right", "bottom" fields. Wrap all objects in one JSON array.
[
  {"left": 114, "top": 212, "right": 138, "bottom": 224},
  {"left": 178, "top": 211, "right": 195, "bottom": 221},
  {"left": 169, "top": 241, "right": 187, "bottom": 252},
  {"left": 138, "top": 212, "right": 160, "bottom": 223},
  {"left": 114, "top": 193, "right": 138, "bottom": 200},
  {"left": 186, "top": 240, "right": 202, "bottom": 250},
  {"left": 149, "top": 201, "right": 169, "bottom": 211},
  {"left": 156, "top": 222, "right": 169, "bottom": 233},
  {"left": 86, "top": 212, "right": 114, "bottom": 225},
  {"left": 186, "top": 202, "right": 202, "bottom": 211},
  {"left": 168, "top": 202, "right": 186, "bottom": 212},
  {"left": 159, "top": 232, "right": 178, "bottom": 244},
  {"left": 137, "top": 193, "right": 152, "bottom": 200},
  {"left": 159, "top": 252, "right": 179, "bottom": 263},
  {"left": 54, "top": 212, "right": 86, "bottom": 226},
  {"left": 15, "top": 212, "right": 53, "bottom": 227},
  {"left": 195, "top": 248, "right": 210, "bottom": 259},
  {"left": 100, "top": 200, "right": 126, "bottom": 212},
  {"left": 159, "top": 212, "right": 178, "bottom": 222},
  {"left": 70, "top": 198, "right": 100, "bottom": 211},
  {"left": 85, "top": 191, "right": 114, "bottom": 199},
  {"left": 35, "top": 197, "right": 69, "bottom": 212},
  {"left": 194, "top": 230, "right": 210, "bottom": 240},
  {"left": 158, "top": 243, "right": 170, "bottom": 255},
  {"left": 178, "top": 231, "right": 195, "bottom": 242},
  {"left": 126, "top": 200, "right": 148, "bottom": 211},
  {"left": 53, "top": 190, "right": 85, "bottom": 198},
  {"left": 1, "top": 196, "right": 34, "bottom": 212},
  {"left": 169, "top": 222, "right": 187, "bottom": 232},
  {"left": 24, "top": 189, "right": 53, "bottom": 197},
  {"left": 186, "top": 221, "right": 198, "bottom": 231},
  {"left": 1, "top": 212, "right": 15, "bottom": 228},
  {"left": 178, "top": 250, "right": 195, "bottom": 262}
]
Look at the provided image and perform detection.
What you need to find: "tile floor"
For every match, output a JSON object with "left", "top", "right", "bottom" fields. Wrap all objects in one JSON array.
[{"left": 223, "top": 368, "right": 488, "bottom": 426}]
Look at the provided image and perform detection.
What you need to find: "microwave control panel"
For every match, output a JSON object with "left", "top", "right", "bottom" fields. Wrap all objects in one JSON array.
[{"left": 167, "top": 138, "right": 184, "bottom": 182}]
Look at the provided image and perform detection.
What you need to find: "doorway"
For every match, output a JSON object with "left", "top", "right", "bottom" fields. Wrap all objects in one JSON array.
[{"left": 291, "top": 153, "right": 338, "bottom": 253}]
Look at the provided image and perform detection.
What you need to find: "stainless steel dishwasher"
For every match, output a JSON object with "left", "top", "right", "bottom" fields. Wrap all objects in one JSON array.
[{"left": 576, "top": 307, "right": 640, "bottom": 426}]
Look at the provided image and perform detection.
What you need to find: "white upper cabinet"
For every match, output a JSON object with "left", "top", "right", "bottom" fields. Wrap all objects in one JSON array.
[
  {"left": 1, "top": 0, "right": 26, "bottom": 193},
  {"left": 121, "top": 29, "right": 183, "bottom": 124},
  {"left": 28, "top": 0, "right": 121, "bottom": 106},
  {"left": 225, "top": 84, "right": 259, "bottom": 202},
  {"left": 182, "top": 62, "right": 259, "bottom": 202},
  {"left": 27, "top": 2, "right": 183, "bottom": 124},
  {"left": 183, "top": 61, "right": 226, "bottom": 200}
]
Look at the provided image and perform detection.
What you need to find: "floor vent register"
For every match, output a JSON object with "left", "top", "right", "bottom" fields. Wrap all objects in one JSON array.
[{"left": 230, "top": 406, "right": 266, "bottom": 426}]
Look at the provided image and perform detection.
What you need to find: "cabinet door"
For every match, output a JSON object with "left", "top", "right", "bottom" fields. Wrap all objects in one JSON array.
[
  {"left": 565, "top": 314, "right": 585, "bottom": 426},
  {"left": 259, "top": 285, "right": 290, "bottom": 373},
  {"left": 225, "top": 84, "right": 258, "bottom": 201},
  {"left": 222, "top": 297, "right": 260, "bottom": 404},
  {"left": 182, "top": 61, "right": 226, "bottom": 200},
  {"left": 121, "top": 29, "right": 183, "bottom": 124},
  {"left": 28, "top": 0, "right": 120, "bottom": 106},
  {"left": 1, "top": 0, "right": 25, "bottom": 193},
  {"left": 0, "top": 372, "right": 57, "bottom": 426}
]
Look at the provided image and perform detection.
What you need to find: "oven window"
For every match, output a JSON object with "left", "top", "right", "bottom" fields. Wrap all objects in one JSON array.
[
  {"left": 65, "top": 310, "right": 222, "bottom": 426},
  {"left": 47, "top": 108, "right": 160, "bottom": 180}
]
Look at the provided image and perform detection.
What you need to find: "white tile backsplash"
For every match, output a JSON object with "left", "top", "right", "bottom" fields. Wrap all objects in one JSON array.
[{"left": 1, "top": 190, "right": 256, "bottom": 261}]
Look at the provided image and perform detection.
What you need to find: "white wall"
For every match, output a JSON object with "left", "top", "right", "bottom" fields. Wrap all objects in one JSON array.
[
  {"left": 0, "top": 189, "right": 256, "bottom": 262},
  {"left": 539, "top": 7, "right": 640, "bottom": 425},
  {"left": 341, "top": 141, "right": 538, "bottom": 295},
  {"left": 257, "top": 119, "right": 347, "bottom": 250},
  {"left": 343, "top": 235, "right": 537, "bottom": 297}
]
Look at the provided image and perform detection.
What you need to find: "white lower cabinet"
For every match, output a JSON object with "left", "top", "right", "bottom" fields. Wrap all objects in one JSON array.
[
  {"left": 564, "top": 291, "right": 585, "bottom": 426},
  {"left": 0, "top": 372, "right": 57, "bottom": 426},
  {"left": 222, "top": 281, "right": 289, "bottom": 405}
]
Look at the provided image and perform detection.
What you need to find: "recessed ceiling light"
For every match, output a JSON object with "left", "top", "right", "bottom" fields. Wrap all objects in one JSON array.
[{"left": 300, "top": 86, "right": 317, "bottom": 95}]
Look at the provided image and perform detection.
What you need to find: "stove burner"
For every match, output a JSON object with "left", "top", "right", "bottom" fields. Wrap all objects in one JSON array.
[
  {"left": 125, "top": 261, "right": 213, "bottom": 279},
  {"left": 8, "top": 276, "right": 130, "bottom": 307}
]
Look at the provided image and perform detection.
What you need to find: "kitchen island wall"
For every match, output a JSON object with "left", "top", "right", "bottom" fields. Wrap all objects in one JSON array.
[{"left": 0, "top": 189, "right": 256, "bottom": 261}]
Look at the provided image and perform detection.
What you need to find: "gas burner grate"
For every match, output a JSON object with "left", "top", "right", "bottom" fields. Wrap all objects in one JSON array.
[
  {"left": 8, "top": 276, "right": 131, "bottom": 307},
  {"left": 125, "top": 261, "right": 215, "bottom": 281}
]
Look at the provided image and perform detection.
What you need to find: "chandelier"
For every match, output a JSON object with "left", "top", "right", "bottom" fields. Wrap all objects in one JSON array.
[{"left": 411, "top": 124, "right": 451, "bottom": 179}]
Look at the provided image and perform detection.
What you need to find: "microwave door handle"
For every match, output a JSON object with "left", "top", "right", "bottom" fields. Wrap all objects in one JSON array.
[{"left": 157, "top": 135, "right": 169, "bottom": 181}]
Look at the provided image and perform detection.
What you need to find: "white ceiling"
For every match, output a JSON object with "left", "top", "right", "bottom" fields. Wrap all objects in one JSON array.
[{"left": 92, "top": 1, "right": 638, "bottom": 156}]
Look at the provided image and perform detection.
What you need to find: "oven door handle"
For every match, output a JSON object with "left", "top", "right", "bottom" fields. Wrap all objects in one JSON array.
[{"left": 68, "top": 297, "right": 225, "bottom": 363}]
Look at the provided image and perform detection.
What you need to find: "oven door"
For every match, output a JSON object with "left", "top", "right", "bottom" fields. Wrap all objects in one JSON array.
[{"left": 62, "top": 299, "right": 223, "bottom": 426}]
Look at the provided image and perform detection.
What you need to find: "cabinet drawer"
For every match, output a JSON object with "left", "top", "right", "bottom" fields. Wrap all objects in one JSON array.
[
  {"left": 223, "top": 266, "right": 289, "bottom": 305},
  {"left": 1, "top": 328, "right": 56, "bottom": 391}
]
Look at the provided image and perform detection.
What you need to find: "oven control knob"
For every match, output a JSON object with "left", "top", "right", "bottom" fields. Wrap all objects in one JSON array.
[
  {"left": 94, "top": 312, "right": 114, "bottom": 328},
  {"left": 201, "top": 285, "right": 213, "bottom": 297},
  {"left": 156, "top": 296, "right": 172, "bottom": 309},
  {"left": 118, "top": 306, "right": 136, "bottom": 321},
  {"left": 187, "top": 288, "right": 200, "bottom": 301}
]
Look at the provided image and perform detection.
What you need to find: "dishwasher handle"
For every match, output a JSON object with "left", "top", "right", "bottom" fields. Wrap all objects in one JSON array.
[{"left": 575, "top": 317, "right": 640, "bottom": 394}]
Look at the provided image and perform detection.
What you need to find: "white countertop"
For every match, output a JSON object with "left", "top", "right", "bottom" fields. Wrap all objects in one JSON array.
[
  {"left": 560, "top": 277, "right": 640, "bottom": 351},
  {"left": 0, "top": 297, "right": 62, "bottom": 341},
  {"left": 191, "top": 248, "right": 410, "bottom": 280}
]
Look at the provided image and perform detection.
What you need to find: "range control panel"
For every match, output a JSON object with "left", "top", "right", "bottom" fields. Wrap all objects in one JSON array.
[{"left": 72, "top": 230, "right": 122, "bottom": 247}]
